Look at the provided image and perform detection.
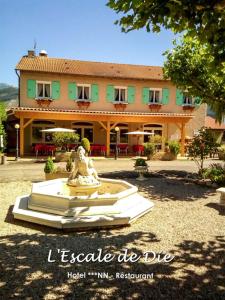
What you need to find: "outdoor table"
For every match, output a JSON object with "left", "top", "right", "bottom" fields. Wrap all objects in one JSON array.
[{"left": 90, "top": 144, "right": 106, "bottom": 156}]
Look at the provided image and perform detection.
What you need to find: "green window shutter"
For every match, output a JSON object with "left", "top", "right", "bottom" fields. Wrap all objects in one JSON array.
[
  {"left": 162, "top": 88, "right": 169, "bottom": 105},
  {"left": 142, "top": 87, "right": 149, "bottom": 104},
  {"left": 52, "top": 81, "right": 60, "bottom": 100},
  {"left": 68, "top": 82, "right": 77, "bottom": 100},
  {"left": 27, "top": 79, "right": 36, "bottom": 98},
  {"left": 127, "top": 86, "right": 135, "bottom": 104},
  {"left": 176, "top": 89, "right": 183, "bottom": 105},
  {"left": 194, "top": 96, "right": 201, "bottom": 106},
  {"left": 91, "top": 84, "right": 99, "bottom": 102},
  {"left": 106, "top": 85, "right": 114, "bottom": 102}
]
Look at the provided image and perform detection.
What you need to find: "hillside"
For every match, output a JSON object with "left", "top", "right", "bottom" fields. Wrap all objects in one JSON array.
[{"left": 0, "top": 83, "right": 18, "bottom": 107}]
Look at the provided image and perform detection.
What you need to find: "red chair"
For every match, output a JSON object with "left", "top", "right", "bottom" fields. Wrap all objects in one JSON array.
[
  {"left": 133, "top": 145, "right": 144, "bottom": 156},
  {"left": 118, "top": 144, "right": 129, "bottom": 155}
]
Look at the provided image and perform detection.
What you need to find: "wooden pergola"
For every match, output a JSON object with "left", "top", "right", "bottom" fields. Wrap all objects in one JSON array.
[{"left": 11, "top": 107, "right": 193, "bottom": 157}]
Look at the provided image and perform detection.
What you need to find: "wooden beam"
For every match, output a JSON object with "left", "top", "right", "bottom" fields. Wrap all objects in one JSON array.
[
  {"left": 14, "top": 111, "right": 193, "bottom": 124},
  {"left": 110, "top": 122, "right": 119, "bottom": 130},
  {"left": 23, "top": 118, "right": 34, "bottom": 129},
  {"left": 98, "top": 121, "right": 107, "bottom": 131},
  {"left": 106, "top": 121, "right": 110, "bottom": 157},
  {"left": 180, "top": 123, "right": 186, "bottom": 156},
  {"left": 20, "top": 117, "right": 24, "bottom": 157}
]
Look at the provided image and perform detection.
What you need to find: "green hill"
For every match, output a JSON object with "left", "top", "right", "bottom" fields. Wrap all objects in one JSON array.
[{"left": 0, "top": 83, "right": 18, "bottom": 107}]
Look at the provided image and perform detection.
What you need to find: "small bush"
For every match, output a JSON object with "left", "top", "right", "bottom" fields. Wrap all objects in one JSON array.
[
  {"left": 81, "top": 138, "right": 90, "bottom": 153},
  {"left": 144, "top": 142, "right": 155, "bottom": 159},
  {"left": 52, "top": 132, "right": 79, "bottom": 150},
  {"left": 44, "top": 157, "right": 54, "bottom": 173},
  {"left": 217, "top": 146, "right": 225, "bottom": 160},
  {"left": 134, "top": 158, "right": 147, "bottom": 167},
  {"left": 66, "top": 158, "right": 73, "bottom": 172},
  {"left": 204, "top": 163, "right": 225, "bottom": 184},
  {"left": 168, "top": 141, "right": 180, "bottom": 156}
]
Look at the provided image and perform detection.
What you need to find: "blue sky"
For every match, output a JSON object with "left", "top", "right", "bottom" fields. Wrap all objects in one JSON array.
[{"left": 0, "top": 0, "right": 175, "bottom": 86}]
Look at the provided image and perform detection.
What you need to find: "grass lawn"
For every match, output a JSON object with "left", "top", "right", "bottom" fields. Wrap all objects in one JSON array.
[{"left": 0, "top": 171, "right": 225, "bottom": 299}]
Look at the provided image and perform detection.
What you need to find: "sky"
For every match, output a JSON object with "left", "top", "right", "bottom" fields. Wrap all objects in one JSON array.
[{"left": 0, "top": 0, "right": 175, "bottom": 87}]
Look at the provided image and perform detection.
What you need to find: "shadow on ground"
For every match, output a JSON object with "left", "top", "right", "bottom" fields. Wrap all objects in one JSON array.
[
  {"left": 0, "top": 232, "right": 224, "bottom": 299},
  {"left": 101, "top": 170, "right": 216, "bottom": 202}
]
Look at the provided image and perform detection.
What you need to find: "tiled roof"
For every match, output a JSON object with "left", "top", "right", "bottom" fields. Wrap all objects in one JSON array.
[
  {"left": 10, "top": 107, "right": 193, "bottom": 118},
  {"left": 16, "top": 56, "right": 165, "bottom": 81},
  {"left": 205, "top": 116, "right": 225, "bottom": 129}
]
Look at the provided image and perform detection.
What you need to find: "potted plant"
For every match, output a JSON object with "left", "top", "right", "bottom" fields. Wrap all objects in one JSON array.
[
  {"left": 168, "top": 140, "right": 180, "bottom": 159},
  {"left": 81, "top": 137, "right": 91, "bottom": 154},
  {"left": 44, "top": 157, "right": 72, "bottom": 180},
  {"left": 44, "top": 157, "right": 55, "bottom": 179},
  {"left": 134, "top": 158, "right": 148, "bottom": 180},
  {"left": 66, "top": 158, "right": 73, "bottom": 172},
  {"left": 144, "top": 142, "right": 155, "bottom": 160},
  {"left": 53, "top": 132, "right": 79, "bottom": 162}
]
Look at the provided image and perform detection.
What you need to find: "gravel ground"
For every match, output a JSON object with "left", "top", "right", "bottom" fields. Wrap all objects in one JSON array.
[{"left": 0, "top": 170, "right": 225, "bottom": 300}]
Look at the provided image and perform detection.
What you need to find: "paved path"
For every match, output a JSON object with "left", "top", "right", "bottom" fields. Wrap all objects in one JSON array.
[{"left": 0, "top": 157, "right": 221, "bottom": 182}]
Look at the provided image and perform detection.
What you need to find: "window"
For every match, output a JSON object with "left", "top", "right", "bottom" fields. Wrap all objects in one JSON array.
[
  {"left": 149, "top": 89, "right": 162, "bottom": 103},
  {"left": 110, "top": 124, "right": 128, "bottom": 143},
  {"left": 31, "top": 122, "right": 56, "bottom": 144},
  {"left": 183, "top": 96, "right": 193, "bottom": 105},
  {"left": 72, "top": 122, "right": 93, "bottom": 143},
  {"left": 77, "top": 85, "right": 90, "bottom": 100},
  {"left": 36, "top": 82, "right": 51, "bottom": 98},
  {"left": 114, "top": 87, "right": 127, "bottom": 102}
]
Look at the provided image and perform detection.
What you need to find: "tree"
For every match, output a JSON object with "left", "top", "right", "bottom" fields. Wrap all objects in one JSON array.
[
  {"left": 187, "top": 127, "right": 218, "bottom": 176},
  {"left": 107, "top": 0, "right": 225, "bottom": 63},
  {"left": 52, "top": 132, "right": 79, "bottom": 151},
  {"left": 107, "top": 0, "right": 225, "bottom": 120},
  {"left": 0, "top": 103, "right": 7, "bottom": 152},
  {"left": 163, "top": 36, "right": 225, "bottom": 122},
  {"left": 0, "top": 103, "right": 7, "bottom": 124}
]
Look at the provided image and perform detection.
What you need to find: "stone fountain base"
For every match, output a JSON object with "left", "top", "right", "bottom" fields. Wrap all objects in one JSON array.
[{"left": 13, "top": 178, "right": 154, "bottom": 230}]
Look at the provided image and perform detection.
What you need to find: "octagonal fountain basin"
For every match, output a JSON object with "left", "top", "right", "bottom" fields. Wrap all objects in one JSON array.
[{"left": 13, "top": 178, "right": 154, "bottom": 230}]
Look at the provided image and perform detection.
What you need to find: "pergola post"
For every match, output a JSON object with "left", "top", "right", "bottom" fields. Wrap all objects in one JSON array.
[
  {"left": 106, "top": 121, "right": 110, "bottom": 157},
  {"left": 181, "top": 122, "right": 186, "bottom": 156},
  {"left": 20, "top": 116, "right": 24, "bottom": 157}
]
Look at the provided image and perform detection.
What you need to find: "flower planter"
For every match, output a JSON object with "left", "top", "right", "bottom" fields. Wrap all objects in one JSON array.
[
  {"left": 182, "top": 105, "right": 195, "bottom": 111},
  {"left": 148, "top": 103, "right": 162, "bottom": 112},
  {"left": 76, "top": 100, "right": 91, "bottom": 109},
  {"left": 113, "top": 103, "right": 128, "bottom": 111},
  {"left": 35, "top": 98, "right": 53, "bottom": 108},
  {"left": 134, "top": 166, "right": 149, "bottom": 181},
  {"left": 45, "top": 171, "right": 71, "bottom": 180},
  {"left": 55, "top": 151, "right": 76, "bottom": 162}
]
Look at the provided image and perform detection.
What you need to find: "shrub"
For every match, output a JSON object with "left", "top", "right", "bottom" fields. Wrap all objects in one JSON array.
[
  {"left": 134, "top": 158, "right": 147, "bottom": 167},
  {"left": 144, "top": 142, "right": 155, "bottom": 159},
  {"left": 204, "top": 163, "right": 225, "bottom": 184},
  {"left": 217, "top": 146, "right": 225, "bottom": 160},
  {"left": 52, "top": 132, "right": 79, "bottom": 150},
  {"left": 66, "top": 158, "right": 73, "bottom": 172},
  {"left": 81, "top": 138, "right": 90, "bottom": 153},
  {"left": 187, "top": 127, "right": 217, "bottom": 176},
  {"left": 149, "top": 134, "right": 162, "bottom": 144},
  {"left": 44, "top": 157, "right": 54, "bottom": 173},
  {"left": 168, "top": 141, "right": 180, "bottom": 156}
]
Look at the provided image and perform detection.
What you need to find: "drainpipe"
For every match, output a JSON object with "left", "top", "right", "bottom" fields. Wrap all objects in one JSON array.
[{"left": 15, "top": 69, "right": 20, "bottom": 107}]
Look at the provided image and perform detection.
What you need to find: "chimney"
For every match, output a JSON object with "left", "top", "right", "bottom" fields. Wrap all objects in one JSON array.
[
  {"left": 39, "top": 50, "right": 48, "bottom": 57},
  {"left": 27, "top": 50, "right": 35, "bottom": 57}
]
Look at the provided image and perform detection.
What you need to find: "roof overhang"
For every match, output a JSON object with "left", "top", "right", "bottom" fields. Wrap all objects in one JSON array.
[{"left": 9, "top": 107, "right": 194, "bottom": 124}]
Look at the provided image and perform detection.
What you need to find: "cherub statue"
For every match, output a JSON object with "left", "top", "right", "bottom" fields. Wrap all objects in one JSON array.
[{"left": 68, "top": 145, "right": 99, "bottom": 186}]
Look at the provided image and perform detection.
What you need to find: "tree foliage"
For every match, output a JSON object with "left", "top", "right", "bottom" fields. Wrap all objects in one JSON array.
[
  {"left": 107, "top": 0, "right": 225, "bottom": 120},
  {"left": 0, "top": 103, "right": 7, "bottom": 123},
  {"left": 107, "top": 0, "right": 225, "bottom": 63},
  {"left": 52, "top": 132, "right": 79, "bottom": 150},
  {"left": 163, "top": 36, "right": 225, "bottom": 122},
  {"left": 187, "top": 127, "right": 218, "bottom": 176}
]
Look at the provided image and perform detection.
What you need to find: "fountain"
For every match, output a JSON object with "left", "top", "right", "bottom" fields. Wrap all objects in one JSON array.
[{"left": 13, "top": 145, "right": 154, "bottom": 230}]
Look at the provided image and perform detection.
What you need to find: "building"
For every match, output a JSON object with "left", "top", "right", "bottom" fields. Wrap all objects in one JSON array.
[
  {"left": 10, "top": 50, "right": 206, "bottom": 156},
  {"left": 205, "top": 116, "right": 225, "bottom": 144}
]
